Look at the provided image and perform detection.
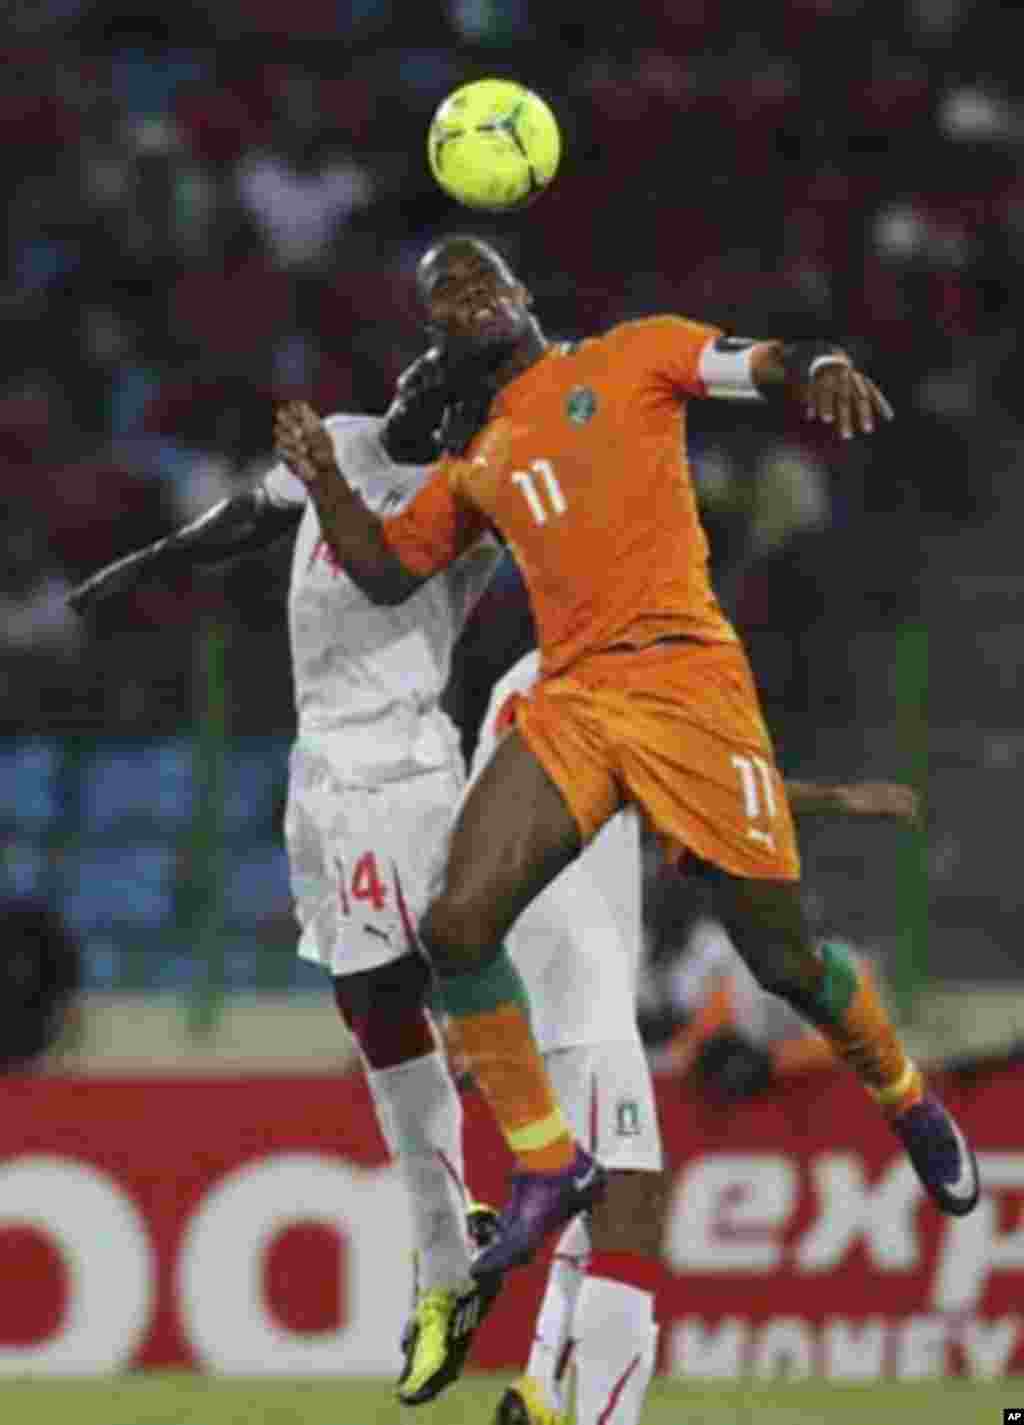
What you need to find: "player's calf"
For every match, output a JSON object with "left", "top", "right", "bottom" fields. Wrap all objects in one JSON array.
[
  {"left": 335, "top": 958, "right": 484, "bottom": 1352},
  {"left": 568, "top": 1170, "right": 664, "bottom": 1425},
  {"left": 711, "top": 876, "right": 914, "bottom": 1100},
  {"left": 512, "top": 1215, "right": 589, "bottom": 1424},
  {"left": 710, "top": 875, "right": 980, "bottom": 1218},
  {"left": 573, "top": 1246, "right": 660, "bottom": 1425},
  {"left": 426, "top": 942, "right": 582, "bottom": 1178}
]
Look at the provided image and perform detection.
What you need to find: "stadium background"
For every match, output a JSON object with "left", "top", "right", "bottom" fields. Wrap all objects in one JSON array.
[{"left": 1, "top": 0, "right": 1022, "bottom": 1413}]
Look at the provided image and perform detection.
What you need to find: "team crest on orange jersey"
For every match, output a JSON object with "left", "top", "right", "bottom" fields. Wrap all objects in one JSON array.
[{"left": 566, "top": 385, "right": 597, "bottom": 424}]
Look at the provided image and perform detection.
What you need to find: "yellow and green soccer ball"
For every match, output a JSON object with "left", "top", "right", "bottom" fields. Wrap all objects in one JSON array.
[{"left": 427, "top": 78, "right": 561, "bottom": 211}]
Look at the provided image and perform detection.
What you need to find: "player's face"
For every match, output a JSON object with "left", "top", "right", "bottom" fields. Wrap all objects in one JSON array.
[{"left": 419, "top": 248, "right": 530, "bottom": 371}]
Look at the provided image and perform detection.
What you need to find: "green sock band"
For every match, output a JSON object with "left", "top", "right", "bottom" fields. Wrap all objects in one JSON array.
[
  {"left": 814, "top": 939, "right": 861, "bottom": 1022},
  {"left": 436, "top": 947, "right": 531, "bottom": 1021}
]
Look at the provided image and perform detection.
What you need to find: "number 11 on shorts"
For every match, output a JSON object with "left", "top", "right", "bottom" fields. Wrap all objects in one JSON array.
[{"left": 731, "top": 754, "right": 778, "bottom": 849}]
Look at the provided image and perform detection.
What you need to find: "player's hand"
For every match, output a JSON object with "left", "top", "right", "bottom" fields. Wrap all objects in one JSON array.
[
  {"left": 381, "top": 348, "right": 451, "bottom": 461},
  {"left": 805, "top": 362, "right": 894, "bottom": 441},
  {"left": 438, "top": 388, "right": 494, "bottom": 456},
  {"left": 273, "top": 401, "right": 336, "bottom": 487},
  {"left": 837, "top": 781, "right": 920, "bottom": 825},
  {"left": 395, "top": 346, "right": 449, "bottom": 405}
]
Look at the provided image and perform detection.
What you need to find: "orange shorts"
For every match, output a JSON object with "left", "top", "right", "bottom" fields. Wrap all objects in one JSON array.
[{"left": 515, "top": 640, "right": 801, "bottom": 881}]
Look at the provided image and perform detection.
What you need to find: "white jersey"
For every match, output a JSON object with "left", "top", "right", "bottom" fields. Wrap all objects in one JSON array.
[
  {"left": 470, "top": 652, "right": 644, "bottom": 1053},
  {"left": 264, "top": 413, "right": 501, "bottom": 783}
]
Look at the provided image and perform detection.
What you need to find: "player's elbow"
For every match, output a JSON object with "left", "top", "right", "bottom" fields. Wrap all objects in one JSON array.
[
  {"left": 351, "top": 562, "right": 426, "bottom": 606},
  {"left": 324, "top": 527, "right": 428, "bottom": 605}
]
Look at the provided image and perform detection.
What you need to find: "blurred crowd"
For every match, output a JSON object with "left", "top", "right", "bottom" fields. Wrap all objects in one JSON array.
[
  {"left": 2, "top": 0, "right": 1020, "bottom": 737},
  {"left": 1, "top": 0, "right": 1020, "bottom": 994}
]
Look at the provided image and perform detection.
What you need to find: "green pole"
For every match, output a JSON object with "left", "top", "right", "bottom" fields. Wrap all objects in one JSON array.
[
  {"left": 890, "top": 621, "right": 929, "bottom": 1019},
  {"left": 181, "top": 618, "right": 228, "bottom": 1039}
]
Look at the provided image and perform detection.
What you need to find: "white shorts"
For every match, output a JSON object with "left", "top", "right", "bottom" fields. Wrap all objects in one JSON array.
[
  {"left": 285, "top": 745, "right": 461, "bottom": 978},
  {"left": 543, "top": 1039, "right": 663, "bottom": 1172}
]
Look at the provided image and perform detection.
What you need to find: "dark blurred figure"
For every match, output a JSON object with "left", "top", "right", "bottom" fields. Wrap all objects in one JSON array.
[{"left": 0, "top": 899, "right": 81, "bottom": 1071}]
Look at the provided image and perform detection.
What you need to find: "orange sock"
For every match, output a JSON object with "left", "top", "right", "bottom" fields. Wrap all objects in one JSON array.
[
  {"left": 809, "top": 944, "right": 924, "bottom": 1115},
  {"left": 455, "top": 1003, "right": 575, "bottom": 1172},
  {"left": 771, "top": 1031, "right": 838, "bottom": 1078}
]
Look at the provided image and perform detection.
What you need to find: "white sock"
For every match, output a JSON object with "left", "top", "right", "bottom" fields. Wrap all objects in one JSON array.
[
  {"left": 525, "top": 1215, "right": 590, "bottom": 1413},
  {"left": 365, "top": 1048, "right": 472, "bottom": 1291},
  {"left": 573, "top": 1275, "right": 657, "bottom": 1425}
]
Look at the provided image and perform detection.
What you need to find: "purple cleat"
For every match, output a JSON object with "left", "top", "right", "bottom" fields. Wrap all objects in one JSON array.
[
  {"left": 470, "top": 1145, "right": 607, "bottom": 1278},
  {"left": 892, "top": 1092, "right": 980, "bottom": 1217}
]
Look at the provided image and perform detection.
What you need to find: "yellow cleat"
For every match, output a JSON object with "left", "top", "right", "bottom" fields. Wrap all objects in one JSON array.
[
  {"left": 397, "top": 1281, "right": 498, "bottom": 1406},
  {"left": 397, "top": 1200, "right": 504, "bottom": 1406},
  {"left": 493, "top": 1375, "right": 569, "bottom": 1425}
]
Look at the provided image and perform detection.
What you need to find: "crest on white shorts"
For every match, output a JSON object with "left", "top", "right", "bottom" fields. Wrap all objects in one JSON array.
[{"left": 615, "top": 1099, "right": 641, "bottom": 1136}]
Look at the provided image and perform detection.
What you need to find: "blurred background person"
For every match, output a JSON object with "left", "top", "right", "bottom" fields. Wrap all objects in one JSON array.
[
  {"left": 0, "top": 0, "right": 1015, "bottom": 1090},
  {"left": 0, "top": 897, "right": 82, "bottom": 1072}
]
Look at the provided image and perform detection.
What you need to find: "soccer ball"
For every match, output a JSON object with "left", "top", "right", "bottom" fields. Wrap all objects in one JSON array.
[{"left": 427, "top": 78, "right": 561, "bottom": 212}]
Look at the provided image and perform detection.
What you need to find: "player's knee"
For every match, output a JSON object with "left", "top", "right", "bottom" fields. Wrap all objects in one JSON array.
[
  {"left": 710, "top": 876, "right": 822, "bottom": 999},
  {"left": 333, "top": 953, "right": 435, "bottom": 1068},
  {"left": 418, "top": 896, "right": 498, "bottom": 976}
]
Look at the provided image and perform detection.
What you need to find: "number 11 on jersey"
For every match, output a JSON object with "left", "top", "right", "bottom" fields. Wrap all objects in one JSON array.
[{"left": 511, "top": 459, "right": 567, "bottom": 525}]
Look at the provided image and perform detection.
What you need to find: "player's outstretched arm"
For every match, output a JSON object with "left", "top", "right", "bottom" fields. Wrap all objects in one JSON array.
[
  {"left": 274, "top": 400, "right": 428, "bottom": 606},
  {"left": 750, "top": 341, "right": 894, "bottom": 441},
  {"left": 67, "top": 488, "right": 302, "bottom": 616},
  {"left": 785, "top": 779, "right": 920, "bottom": 825}
]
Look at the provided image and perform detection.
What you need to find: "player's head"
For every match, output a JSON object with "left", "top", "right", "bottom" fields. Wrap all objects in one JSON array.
[{"left": 416, "top": 235, "right": 536, "bottom": 376}]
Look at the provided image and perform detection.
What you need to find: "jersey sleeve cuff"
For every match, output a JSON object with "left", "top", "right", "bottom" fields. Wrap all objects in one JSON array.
[
  {"left": 697, "top": 338, "right": 764, "bottom": 402},
  {"left": 262, "top": 463, "right": 309, "bottom": 508}
]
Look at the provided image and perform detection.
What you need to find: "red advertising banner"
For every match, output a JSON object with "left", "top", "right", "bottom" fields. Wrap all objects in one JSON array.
[{"left": 0, "top": 1061, "right": 1020, "bottom": 1377}]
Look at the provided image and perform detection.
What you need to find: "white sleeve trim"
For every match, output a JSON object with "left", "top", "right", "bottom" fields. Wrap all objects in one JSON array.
[
  {"left": 697, "top": 337, "right": 764, "bottom": 402},
  {"left": 261, "top": 462, "right": 308, "bottom": 509}
]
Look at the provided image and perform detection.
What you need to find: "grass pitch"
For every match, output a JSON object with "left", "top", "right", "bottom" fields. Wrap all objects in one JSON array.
[{"left": 0, "top": 1373, "right": 1014, "bottom": 1424}]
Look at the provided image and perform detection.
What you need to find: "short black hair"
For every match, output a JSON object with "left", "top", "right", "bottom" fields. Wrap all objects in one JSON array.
[{"left": 416, "top": 234, "right": 517, "bottom": 298}]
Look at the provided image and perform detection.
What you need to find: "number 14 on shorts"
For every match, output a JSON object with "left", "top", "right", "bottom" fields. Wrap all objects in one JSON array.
[
  {"left": 335, "top": 851, "right": 390, "bottom": 918},
  {"left": 334, "top": 850, "right": 418, "bottom": 952},
  {"left": 731, "top": 753, "right": 778, "bottom": 850}
]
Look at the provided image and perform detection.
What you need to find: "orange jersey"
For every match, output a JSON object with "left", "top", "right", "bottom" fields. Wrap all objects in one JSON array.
[{"left": 381, "top": 315, "right": 739, "bottom": 676}]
